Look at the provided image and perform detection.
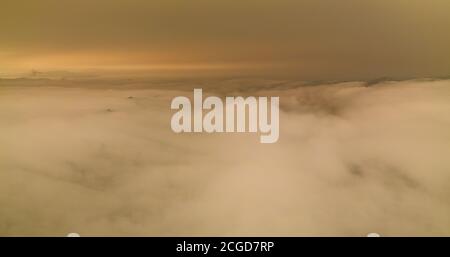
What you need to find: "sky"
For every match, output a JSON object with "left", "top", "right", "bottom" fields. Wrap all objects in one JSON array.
[
  {"left": 1, "top": 1, "right": 450, "bottom": 236},
  {"left": 1, "top": 0, "right": 450, "bottom": 79}
]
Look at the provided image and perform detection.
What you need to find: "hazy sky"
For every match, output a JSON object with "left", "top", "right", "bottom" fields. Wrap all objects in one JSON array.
[{"left": 1, "top": 0, "right": 450, "bottom": 79}]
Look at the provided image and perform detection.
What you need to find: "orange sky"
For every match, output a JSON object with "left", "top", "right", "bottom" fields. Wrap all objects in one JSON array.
[{"left": 1, "top": 0, "right": 450, "bottom": 79}]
